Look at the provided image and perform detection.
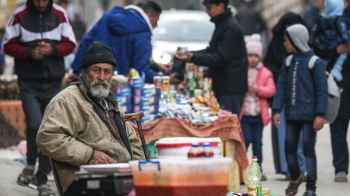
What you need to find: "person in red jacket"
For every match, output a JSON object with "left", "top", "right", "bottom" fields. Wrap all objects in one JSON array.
[
  {"left": 240, "top": 34, "right": 276, "bottom": 180},
  {"left": 3, "top": 0, "right": 76, "bottom": 195}
]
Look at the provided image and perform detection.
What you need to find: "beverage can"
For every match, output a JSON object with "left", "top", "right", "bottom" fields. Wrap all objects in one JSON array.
[{"left": 161, "top": 76, "right": 170, "bottom": 93}]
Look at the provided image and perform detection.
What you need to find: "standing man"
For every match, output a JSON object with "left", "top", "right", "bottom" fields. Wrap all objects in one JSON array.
[
  {"left": 329, "top": 0, "right": 350, "bottom": 182},
  {"left": 71, "top": 1, "right": 167, "bottom": 83},
  {"left": 3, "top": 0, "right": 76, "bottom": 195},
  {"left": 37, "top": 42, "right": 145, "bottom": 195},
  {"left": 176, "top": 0, "right": 248, "bottom": 115}
]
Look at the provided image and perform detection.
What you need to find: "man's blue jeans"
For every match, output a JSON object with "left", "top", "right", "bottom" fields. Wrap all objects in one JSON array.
[{"left": 19, "top": 79, "right": 61, "bottom": 184}]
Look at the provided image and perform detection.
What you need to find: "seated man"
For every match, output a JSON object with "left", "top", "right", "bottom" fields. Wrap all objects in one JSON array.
[{"left": 36, "top": 42, "right": 145, "bottom": 195}]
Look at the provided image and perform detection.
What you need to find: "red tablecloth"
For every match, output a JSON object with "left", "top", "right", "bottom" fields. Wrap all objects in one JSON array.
[{"left": 141, "top": 113, "right": 248, "bottom": 173}]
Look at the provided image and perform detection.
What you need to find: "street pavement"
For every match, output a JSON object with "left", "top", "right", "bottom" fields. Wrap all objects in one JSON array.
[
  {"left": 261, "top": 124, "right": 350, "bottom": 196},
  {"left": 0, "top": 125, "right": 349, "bottom": 196}
]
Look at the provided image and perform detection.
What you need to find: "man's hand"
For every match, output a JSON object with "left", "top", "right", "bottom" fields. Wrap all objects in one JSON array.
[
  {"left": 313, "top": 116, "right": 326, "bottom": 131},
  {"left": 31, "top": 47, "right": 44, "bottom": 60},
  {"left": 273, "top": 113, "right": 281, "bottom": 127},
  {"left": 158, "top": 63, "right": 173, "bottom": 74},
  {"left": 175, "top": 51, "right": 193, "bottom": 61},
  {"left": 337, "top": 44, "right": 348, "bottom": 54},
  {"left": 93, "top": 150, "right": 117, "bottom": 164},
  {"left": 39, "top": 42, "right": 54, "bottom": 56}
]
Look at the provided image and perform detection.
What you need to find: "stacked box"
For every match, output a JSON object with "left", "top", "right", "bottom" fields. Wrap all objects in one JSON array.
[
  {"left": 115, "top": 87, "right": 131, "bottom": 113},
  {"left": 129, "top": 78, "right": 144, "bottom": 113},
  {"left": 141, "top": 84, "right": 157, "bottom": 122}
]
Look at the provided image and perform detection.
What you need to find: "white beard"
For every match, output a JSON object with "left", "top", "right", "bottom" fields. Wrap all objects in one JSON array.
[{"left": 89, "top": 84, "right": 111, "bottom": 98}]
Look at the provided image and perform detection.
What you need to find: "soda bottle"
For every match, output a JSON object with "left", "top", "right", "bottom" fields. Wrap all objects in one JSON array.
[
  {"left": 188, "top": 143, "right": 205, "bottom": 158},
  {"left": 243, "top": 156, "right": 262, "bottom": 194},
  {"left": 202, "top": 142, "right": 214, "bottom": 158}
]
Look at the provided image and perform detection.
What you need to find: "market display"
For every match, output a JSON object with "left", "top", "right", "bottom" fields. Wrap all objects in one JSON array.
[{"left": 115, "top": 65, "right": 220, "bottom": 125}]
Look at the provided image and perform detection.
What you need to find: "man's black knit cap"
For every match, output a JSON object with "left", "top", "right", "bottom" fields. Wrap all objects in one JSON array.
[{"left": 81, "top": 42, "right": 116, "bottom": 69}]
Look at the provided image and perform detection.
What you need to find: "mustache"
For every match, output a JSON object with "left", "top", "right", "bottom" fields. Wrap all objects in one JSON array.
[{"left": 90, "top": 80, "right": 111, "bottom": 88}]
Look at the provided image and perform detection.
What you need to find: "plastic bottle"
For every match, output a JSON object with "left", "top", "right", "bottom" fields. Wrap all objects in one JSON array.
[
  {"left": 243, "top": 156, "right": 262, "bottom": 194},
  {"left": 188, "top": 143, "right": 205, "bottom": 158},
  {"left": 202, "top": 142, "right": 214, "bottom": 158}
]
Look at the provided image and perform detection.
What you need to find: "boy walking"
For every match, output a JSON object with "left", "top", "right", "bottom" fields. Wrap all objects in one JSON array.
[{"left": 273, "top": 24, "right": 328, "bottom": 196}]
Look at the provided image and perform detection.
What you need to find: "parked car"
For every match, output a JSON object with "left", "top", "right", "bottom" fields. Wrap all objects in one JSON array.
[{"left": 152, "top": 10, "right": 214, "bottom": 64}]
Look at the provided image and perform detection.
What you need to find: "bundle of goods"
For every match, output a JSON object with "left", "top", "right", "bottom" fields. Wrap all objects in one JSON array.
[
  {"left": 114, "top": 67, "right": 221, "bottom": 124},
  {"left": 115, "top": 69, "right": 159, "bottom": 122},
  {"left": 158, "top": 101, "right": 218, "bottom": 124}
]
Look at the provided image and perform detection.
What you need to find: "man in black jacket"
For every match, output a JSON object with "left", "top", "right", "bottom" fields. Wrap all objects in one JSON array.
[
  {"left": 3, "top": 0, "right": 76, "bottom": 195},
  {"left": 176, "top": 0, "right": 248, "bottom": 114}
]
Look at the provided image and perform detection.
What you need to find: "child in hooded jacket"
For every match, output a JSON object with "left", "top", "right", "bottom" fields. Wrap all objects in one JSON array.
[
  {"left": 241, "top": 34, "right": 276, "bottom": 180},
  {"left": 273, "top": 24, "right": 328, "bottom": 196}
]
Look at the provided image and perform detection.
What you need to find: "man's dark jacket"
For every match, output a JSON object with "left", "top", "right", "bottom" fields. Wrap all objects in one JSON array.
[
  {"left": 3, "top": 0, "right": 76, "bottom": 81},
  {"left": 191, "top": 9, "right": 248, "bottom": 96}
]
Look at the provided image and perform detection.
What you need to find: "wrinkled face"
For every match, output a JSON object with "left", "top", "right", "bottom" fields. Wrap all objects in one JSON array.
[
  {"left": 248, "top": 54, "right": 260, "bottom": 67},
  {"left": 204, "top": 3, "right": 225, "bottom": 17},
  {"left": 86, "top": 63, "right": 113, "bottom": 98},
  {"left": 147, "top": 12, "right": 161, "bottom": 29},
  {"left": 283, "top": 35, "right": 297, "bottom": 53},
  {"left": 32, "top": 0, "right": 50, "bottom": 12}
]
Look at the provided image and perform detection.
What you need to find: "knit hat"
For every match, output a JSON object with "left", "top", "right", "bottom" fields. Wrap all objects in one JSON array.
[
  {"left": 245, "top": 34, "right": 263, "bottom": 57},
  {"left": 81, "top": 42, "right": 117, "bottom": 70}
]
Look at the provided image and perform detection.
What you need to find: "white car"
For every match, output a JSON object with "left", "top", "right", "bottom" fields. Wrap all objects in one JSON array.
[{"left": 152, "top": 10, "right": 214, "bottom": 64}]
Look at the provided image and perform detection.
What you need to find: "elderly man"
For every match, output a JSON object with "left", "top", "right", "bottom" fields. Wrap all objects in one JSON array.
[{"left": 36, "top": 42, "right": 145, "bottom": 195}]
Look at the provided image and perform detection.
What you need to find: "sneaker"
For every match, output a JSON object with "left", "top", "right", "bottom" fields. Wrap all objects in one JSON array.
[
  {"left": 285, "top": 175, "right": 304, "bottom": 196},
  {"left": 303, "top": 190, "right": 317, "bottom": 196},
  {"left": 334, "top": 172, "right": 348, "bottom": 182},
  {"left": 38, "top": 183, "right": 55, "bottom": 196},
  {"left": 17, "top": 165, "right": 35, "bottom": 186}
]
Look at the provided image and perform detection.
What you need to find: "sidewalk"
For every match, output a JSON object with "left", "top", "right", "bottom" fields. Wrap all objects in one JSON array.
[
  {"left": 0, "top": 150, "right": 37, "bottom": 196},
  {"left": 261, "top": 125, "right": 350, "bottom": 196}
]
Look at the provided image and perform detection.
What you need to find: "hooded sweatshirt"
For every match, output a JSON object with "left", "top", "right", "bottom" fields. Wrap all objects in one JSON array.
[
  {"left": 71, "top": 5, "right": 155, "bottom": 82},
  {"left": 273, "top": 24, "right": 328, "bottom": 121}
]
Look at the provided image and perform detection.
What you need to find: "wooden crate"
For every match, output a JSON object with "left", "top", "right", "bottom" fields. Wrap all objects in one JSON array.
[{"left": 0, "top": 100, "right": 26, "bottom": 138}]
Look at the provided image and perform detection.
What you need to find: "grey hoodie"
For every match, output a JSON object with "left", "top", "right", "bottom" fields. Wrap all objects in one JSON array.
[{"left": 286, "top": 24, "right": 311, "bottom": 52}]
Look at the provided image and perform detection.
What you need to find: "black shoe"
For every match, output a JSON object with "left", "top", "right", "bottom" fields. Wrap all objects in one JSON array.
[
  {"left": 17, "top": 166, "right": 35, "bottom": 186},
  {"left": 285, "top": 175, "right": 304, "bottom": 196},
  {"left": 303, "top": 190, "right": 316, "bottom": 196}
]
